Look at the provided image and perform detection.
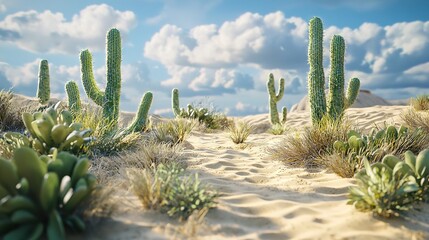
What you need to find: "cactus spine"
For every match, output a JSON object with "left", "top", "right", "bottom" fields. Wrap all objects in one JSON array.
[
  {"left": 37, "top": 60, "right": 50, "bottom": 104},
  {"left": 79, "top": 28, "right": 152, "bottom": 131},
  {"left": 65, "top": 81, "right": 82, "bottom": 115},
  {"left": 267, "top": 73, "right": 287, "bottom": 125},
  {"left": 307, "top": 17, "right": 360, "bottom": 125}
]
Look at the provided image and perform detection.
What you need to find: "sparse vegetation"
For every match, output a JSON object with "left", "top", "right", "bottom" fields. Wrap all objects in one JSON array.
[
  {"left": 0, "top": 90, "right": 26, "bottom": 132},
  {"left": 151, "top": 118, "right": 196, "bottom": 145},
  {"left": 410, "top": 95, "right": 429, "bottom": 111},
  {"left": 402, "top": 108, "right": 429, "bottom": 135},
  {"left": 228, "top": 120, "right": 253, "bottom": 144},
  {"left": 268, "top": 123, "right": 288, "bottom": 135}
]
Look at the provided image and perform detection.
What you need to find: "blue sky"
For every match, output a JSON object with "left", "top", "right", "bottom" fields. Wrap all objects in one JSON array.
[{"left": 1, "top": 0, "right": 429, "bottom": 116}]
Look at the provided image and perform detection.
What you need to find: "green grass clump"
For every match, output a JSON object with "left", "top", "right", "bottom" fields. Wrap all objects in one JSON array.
[
  {"left": 177, "top": 101, "right": 231, "bottom": 130},
  {"left": 268, "top": 116, "right": 353, "bottom": 167},
  {"left": 73, "top": 106, "right": 141, "bottom": 157},
  {"left": 268, "top": 123, "right": 287, "bottom": 135},
  {"left": 151, "top": 118, "right": 196, "bottom": 145},
  {"left": 228, "top": 120, "right": 253, "bottom": 144},
  {"left": 127, "top": 163, "right": 218, "bottom": 220}
]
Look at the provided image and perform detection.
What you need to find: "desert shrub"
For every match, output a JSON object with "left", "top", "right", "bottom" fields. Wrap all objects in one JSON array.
[
  {"left": 0, "top": 147, "right": 96, "bottom": 239},
  {"left": 73, "top": 106, "right": 141, "bottom": 157},
  {"left": 327, "top": 125, "right": 429, "bottom": 177},
  {"left": 268, "top": 123, "right": 287, "bottom": 135},
  {"left": 348, "top": 150, "right": 429, "bottom": 217},
  {"left": 127, "top": 163, "right": 218, "bottom": 220},
  {"left": 228, "top": 120, "right": 253, "bottom": 144},
  {"left": 151, "top": 118, "right": 196, "bottom": 145},
  {"left": 177, "top": 101, "right": 230, "bottom": 130},
  {"left": 0, "top": 105, "right": 92, "bottom": 158},
  {"left": 268, "top": 116, "right": 353, "bottom": 167},
  {"left": 410, "top": 95, "right": 429, "bottom": 111},
  {"left": 0, "top": 90, "right": 26, "bottom": 132},
  {"left": 401, "top": 108, "right": 429, "bottom": 135}
]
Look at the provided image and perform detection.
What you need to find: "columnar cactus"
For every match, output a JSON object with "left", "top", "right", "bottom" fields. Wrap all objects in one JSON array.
[
  {"left": 307, "top": 17, "right": 361, "bottom": 125},
  {"left": 266, "top": 73, "right": 287, "bottom": 125},
  {"left": 126, "top": 92, "right": 153, "bottom": 133},
  {"left": 37, "top": 60, "right": 50, "bottom": 104},
  {"left": 79, "top": 28, "right": 153, "bottom": 131},
  {"left": 65, "top": 81, "right": 82, "bottom": 115},
  {"left": 172, "top": 88, "right": 181, "bottom": 117}
]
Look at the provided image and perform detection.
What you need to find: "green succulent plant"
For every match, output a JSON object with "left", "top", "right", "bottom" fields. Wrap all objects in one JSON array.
[
  {"left": 36, "top": 59, "right": 50, "bottom": 105},
  {"left": 1, "top": 104, "right": 92, "bottom": 157},
  {"left": 266, "top": 73, "right": 287, "bottom": 125},
  {"left": 348, "top": 157, "right": 419, "bottom": 217},
  {"left": 0, "top": 147, "right": 96, "bottom": 239}
]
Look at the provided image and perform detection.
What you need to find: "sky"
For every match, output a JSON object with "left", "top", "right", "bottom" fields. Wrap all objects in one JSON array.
[{"left": 0, "top": 0, "right": 429, "bottom": 116}]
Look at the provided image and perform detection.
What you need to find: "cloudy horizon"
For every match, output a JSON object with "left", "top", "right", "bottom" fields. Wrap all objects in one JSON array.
[{"left": 1, "top": 0, "right": 428, "bottom": 116}]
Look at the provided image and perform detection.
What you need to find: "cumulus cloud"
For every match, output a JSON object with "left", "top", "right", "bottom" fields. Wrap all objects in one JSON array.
[{"left": 0, "top": 4, "right": 136, "bottom": 54}]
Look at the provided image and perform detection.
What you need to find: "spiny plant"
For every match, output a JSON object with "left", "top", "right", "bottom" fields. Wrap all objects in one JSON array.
[
  {"left": 65, "top": 81, "right": 82, "bottom": 116},
  {"left": 0, "top": 147, "right": 96, "bottom": 239},
  {"left": 0, "top": 104, "right": 92, "bottom": 158},
  {"left": 36, "top": 59, "right": 50, "bottom": 105},
  {"left": 80, "top": 28, "right": 153, "bottom": 133},
  {"left": 266, "top": 73, "right": 287, "bottom": 125},
  {"left": 307, "top": 17, "right": 360, "bottom": 125}
]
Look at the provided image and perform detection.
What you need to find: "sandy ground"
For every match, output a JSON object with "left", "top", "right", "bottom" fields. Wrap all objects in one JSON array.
[{"left": 6, "top": 94, "right": 429, "bottom": 239}]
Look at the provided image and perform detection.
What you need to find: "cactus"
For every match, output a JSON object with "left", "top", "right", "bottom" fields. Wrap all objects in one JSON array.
[
  {"left": 126, "top": 92, "right": 153, "bottom": 133},
  {"left": 0, "top": 147, "right": 96, "bottom": 239},
  {"left": 266, "top": 73, "right": 287, "bottom": 125},
  {"left": 1, "top": 104, "right": 92, "bottom": 157},
  {"left": 37, "top": 59, "right": 50, "bottom": 104},
  {"left": 65, "top": 81, "right": 82, "bottom": 115},
  {"left": 172, "top": 88, "right": 181, "bottom": 117},
  {"left": 80, "top": 28, "right": 152, "bottom": 131},
  {"left": 307, "top": 17, "right": 360, "bottom": 125}
]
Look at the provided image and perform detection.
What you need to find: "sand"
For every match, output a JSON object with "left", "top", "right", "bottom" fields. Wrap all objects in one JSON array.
[{"left": 6, "top": 94, "right": 429, "bottom": 239}]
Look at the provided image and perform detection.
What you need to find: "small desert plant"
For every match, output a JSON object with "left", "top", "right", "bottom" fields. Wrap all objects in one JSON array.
[
  {"left": 127, "top": 163, "right": 218, "bottom": 220},
  {"left": 401, "top": 108, "right": 429, "bottom": 135},
  {"left": 0, "top": 90, "right": 26, "bottom": 132},
  {"left": 410, "top": 95, "right": 429, "bottom": 111},
  {"left": 73, "top": 106, "right": 141, "bottom": 157},
  {"left": 327, "top": 125, "right": 429, "bottom": 177},
  {"left": 348, "top": 149, "right": 429, "bottom": 217},
  {"left": 268, "top": 123, "right": 287, "bottom": 135},
  {"left": 228, "top": 120, "right": 253, "bottom": 144},
  {"left": 268, "top": 115, "right": 353, "bottom": 167},
  {"left": 152, "top": 118, "right": 196, "bottom": 145},
  {"left": 1, "top": 104, "right": 92, "bottom": 158},
  {"left": 0, "top": 147, "right": 96, "bottom": 239}
]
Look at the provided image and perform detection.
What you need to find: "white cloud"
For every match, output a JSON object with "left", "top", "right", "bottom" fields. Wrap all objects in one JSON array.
[
  {"left": 0, "top": 4, "right": 136, "bottom": 54},
  {"left": 0, "top": 4, "right": 6, "bottom": 13}
]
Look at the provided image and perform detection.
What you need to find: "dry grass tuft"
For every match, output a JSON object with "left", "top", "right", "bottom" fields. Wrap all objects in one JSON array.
[
  {"left": 267, "top": 116, "right": 354, "bottom": 167},
  {"left": 0, "top": 91, "right": 27, "bottom": 132},
  {"left": 410, "top": 95, "right": 429, "bottom": 111},
  {"left": 268, "top": 123, "right": 288, "bottom": 135},
  {"left": 401, "top": 108, "right": 429, "bottom": 135},
  {"left": 228, "top": 120, "right": 253, "bottom": 144},
  {"left": 151, "top": 118, "right": 196, "bottom": 145}
]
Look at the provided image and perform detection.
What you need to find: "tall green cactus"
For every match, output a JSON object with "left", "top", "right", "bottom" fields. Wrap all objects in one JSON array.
[
  {"left": 37, "top": 59, "right": 50, "bottom": 104},
  {"left": 266, "top": 73, "right": 287, "bottom": 125},
  {"left": 79, "top": 28, "right": 153, "bottom": 131},
  {"left": 307, "top": 17, "right": 360, "bottom": 125},
  {"left": 172, "top": 88, "right": 181, "bottom": 117},
  {"left": 65, "top": 80, "right": 82, "bottom": 115}
]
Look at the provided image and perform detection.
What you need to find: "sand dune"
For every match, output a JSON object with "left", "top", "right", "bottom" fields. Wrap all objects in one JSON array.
[{"left": 74, "top": 105, "right": 429, "bottom": 240}]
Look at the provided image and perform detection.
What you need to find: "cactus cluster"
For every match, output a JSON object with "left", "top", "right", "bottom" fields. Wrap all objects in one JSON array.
[
  {"left": 80, "top": 28, "right": 153, "bottom": 132},
  {"left": 1, "top": 104, "right": 91, "bottom": 157},
  {"left": 266, "top": 73, "right": 287, "bottom": 125},
  {"left": 65, "top": 81, "right": 82, "bottom": 115},
  {"left": 36, "top": 60, "right": 51, "bottom": 105},
  {"left": 348, "top": 149, "right": 429, "bottom": 217},
  {"left": 0, "top": 147, "right": 96, "bottom": 239},
  {"left": 307, "top": 17, "right": 360, "bottom": 125}
]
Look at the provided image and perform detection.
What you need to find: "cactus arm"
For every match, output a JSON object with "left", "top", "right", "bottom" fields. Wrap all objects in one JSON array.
[
  {"left": 345, "top": 78, "right": 360, "bottom": 108},
  {"left": 65, "top": 81, "right": 82, "bottom": 115},
  {"left": 308, "top": 17, "right": 327, "bottom": 125},
  {"left": 172, "top": 88, "right": 180, "bottom": 117},
  {"left": 327, "top": 35, "right": 346, "bottom": 120},
  {"left": 281, "top": 106, "right": 287, "bottom": 124},
  {"left": 103, "top": 28, "right": 122, "bottom": 124},
  {"left": 276, "top": 78, "right": 285, "bottom": 101},
  {"left": 37, "top": 60, "right": 50, "bottom": 104},
  {"left": 126, "top": 92, "right": 153, "bottom": 133},
  {"left": 80, "top": 50, "right": 104, "bottom": 106}
]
